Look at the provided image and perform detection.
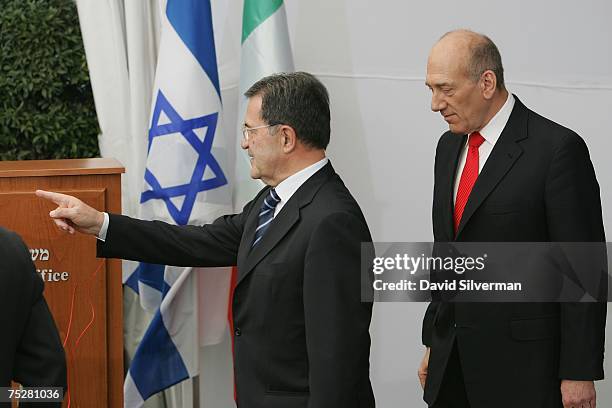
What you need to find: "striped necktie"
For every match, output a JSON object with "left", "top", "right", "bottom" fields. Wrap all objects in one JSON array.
[{"left": 252, "top": 188, "right": 281, "bottom": 247}]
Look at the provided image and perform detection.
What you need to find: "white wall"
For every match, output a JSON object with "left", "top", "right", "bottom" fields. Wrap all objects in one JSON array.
[{"left": 212, "top": 0, "right": 612, "bottom": 405}]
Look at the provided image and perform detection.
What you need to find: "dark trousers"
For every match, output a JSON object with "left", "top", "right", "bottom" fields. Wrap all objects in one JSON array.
[{"left": 430, "top": 342, "right": 470, "bottom": 408}]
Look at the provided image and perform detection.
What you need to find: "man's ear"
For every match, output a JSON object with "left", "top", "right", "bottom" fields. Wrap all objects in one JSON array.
[
  {"left": 279, "top": 125, "right": 297, "bottom": 153},
  {"left": 481, "top": 70, "right": 497, "bottom": 99}
]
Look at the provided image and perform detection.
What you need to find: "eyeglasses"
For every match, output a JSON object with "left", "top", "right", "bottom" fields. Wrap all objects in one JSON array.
[{"left": 242, "top": 124, "right": 279, "bottom": 142}]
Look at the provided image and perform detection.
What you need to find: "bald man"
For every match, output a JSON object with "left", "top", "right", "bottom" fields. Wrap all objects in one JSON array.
[{"left": 419, "top": 30, "right": 606, "bottom": 408}]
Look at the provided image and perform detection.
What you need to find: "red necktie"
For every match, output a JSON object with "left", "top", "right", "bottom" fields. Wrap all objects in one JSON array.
[{"left": 454, "top": 132, "right": 485, "bottom": 234}]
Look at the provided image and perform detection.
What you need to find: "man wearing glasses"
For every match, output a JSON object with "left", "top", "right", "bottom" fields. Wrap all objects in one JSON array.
[{"left": 37, "top": 72, "right": 375, "bottom": 408}]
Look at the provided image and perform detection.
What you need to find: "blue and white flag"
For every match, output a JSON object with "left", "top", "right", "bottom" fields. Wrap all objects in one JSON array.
[{"left": 123, "top": 0, "right": 233, "bottom": 406}]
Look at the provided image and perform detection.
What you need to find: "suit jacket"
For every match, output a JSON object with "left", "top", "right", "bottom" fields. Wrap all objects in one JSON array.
[
  {"left": 98, "top": 162, "right": 375, "bottom": 408},
  {"left": 422, "top": 97, "right": 607, "bottom": 408},
  {"left": 0, "top": 227, "right": 66, "bottom": 408}
]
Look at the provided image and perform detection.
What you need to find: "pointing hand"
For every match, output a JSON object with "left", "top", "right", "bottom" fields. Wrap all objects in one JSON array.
[{"left": 35, "top": 190, "right": 105, "bottom": 236}]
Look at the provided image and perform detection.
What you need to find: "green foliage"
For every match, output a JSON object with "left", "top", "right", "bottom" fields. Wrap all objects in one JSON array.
[{"left": 0, "top": 0, "right": 99, "bottom": 160}]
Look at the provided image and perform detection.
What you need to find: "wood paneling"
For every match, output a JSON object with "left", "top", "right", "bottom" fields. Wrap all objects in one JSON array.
[{"left": 0, "top": 159, "right": 124, "bottom": 408}]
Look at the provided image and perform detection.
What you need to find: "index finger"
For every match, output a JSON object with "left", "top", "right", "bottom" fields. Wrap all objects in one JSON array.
[{"left": 35, "top": 190, "right": 72, "bottom": 206}]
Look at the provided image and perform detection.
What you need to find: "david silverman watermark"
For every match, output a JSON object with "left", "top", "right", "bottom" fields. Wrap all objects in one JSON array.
[
  {"left": 364, "top": 242, "right": 612, "bottom": 302},
  {"left": 371, "top": 253, "right": 523, "bottom": 292}
]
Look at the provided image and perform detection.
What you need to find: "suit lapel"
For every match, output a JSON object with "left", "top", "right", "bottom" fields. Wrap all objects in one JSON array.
[
  {"left": 236, "top": 162, "right": 335, "bottom": 286},
  {"left": 236, "top": 190, "right": 265, "bottom": 269},
  {"left": 439, "top": 134, "right": 466, "bottom": 240},
  {"left": 455, "top": 96, "right": 529, "bottom": 238}
]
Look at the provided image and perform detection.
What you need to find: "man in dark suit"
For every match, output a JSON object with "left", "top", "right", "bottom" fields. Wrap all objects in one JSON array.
[
  {"left": 37, "top": 72, "right": 375, "bottom": 408},
  {"left": 0, "top": 227, "right": 66, "bottom": 407},
  {"left": 420, "top": 30, "right": 606, "bottom": 408}
]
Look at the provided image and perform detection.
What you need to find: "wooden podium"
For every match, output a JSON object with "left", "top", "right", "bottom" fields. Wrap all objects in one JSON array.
[{"left": 0, "top": 158, "right": 124, "bottom": 407}]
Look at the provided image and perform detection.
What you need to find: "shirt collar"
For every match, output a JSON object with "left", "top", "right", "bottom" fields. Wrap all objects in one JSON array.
[
  {"left": 476, "top": 92, "right": 515, "bottom": 146},
  {"left": 274, "top": 157, "right": 329, "bottom": 205}
]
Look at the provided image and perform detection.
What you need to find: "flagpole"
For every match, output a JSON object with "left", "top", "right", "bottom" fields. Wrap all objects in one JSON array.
[{"left": 192, "top": 376, "right": 200, "bottom": 408}]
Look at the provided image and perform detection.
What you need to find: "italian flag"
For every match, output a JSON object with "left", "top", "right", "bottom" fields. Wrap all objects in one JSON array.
[{"left": 234, "top": 0, "right": 294, "bottom": 207}]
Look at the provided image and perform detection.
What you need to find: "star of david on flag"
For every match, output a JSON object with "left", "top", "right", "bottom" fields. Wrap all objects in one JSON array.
[
  {"left": 122, "top": 0, "right": 234, "bottom": 406},
  {"left": 141, "top": 90, "right": 227, "bottom": 226}
]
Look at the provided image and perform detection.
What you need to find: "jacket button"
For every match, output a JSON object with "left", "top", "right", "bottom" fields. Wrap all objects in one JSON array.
[{"left": 234, "top": 328, "right": 242, "bottom": 337}]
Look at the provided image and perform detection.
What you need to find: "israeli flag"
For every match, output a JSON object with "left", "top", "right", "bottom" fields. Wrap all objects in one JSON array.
[{"left": 123, "top": 0, "right": 232, "bottom": 406}]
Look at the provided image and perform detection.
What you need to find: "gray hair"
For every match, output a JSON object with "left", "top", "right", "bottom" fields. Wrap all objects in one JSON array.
[
  {"left": 245, "top": 71, "right": 330, "bottom": 149},
  {"left": 442, "top": 30, "right": 505, "bottom": 90}
]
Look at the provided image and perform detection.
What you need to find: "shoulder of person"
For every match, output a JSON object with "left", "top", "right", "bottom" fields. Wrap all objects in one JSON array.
[
  {"left": 0, "top": 227, "right": 35, "bottom": 280},
  {"left": 0, "top": 227, "right": 26, "bottom": 254},
  {"left": 311, "top": 180, "right": 369, "bottom": 230},
  {"left": 525, "top": 107, "right": 584, "bottom": 150}
]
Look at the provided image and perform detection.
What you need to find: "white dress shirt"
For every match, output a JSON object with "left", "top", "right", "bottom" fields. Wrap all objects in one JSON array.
[
  {"left": 272, "top": 157, "right": 329, "bottom": 217},
  {"left": 453, "top": 93, "right": 515, "bottom": 203},
  {"left": 98, "top": 157, "right": 330, "bottom": 241}
]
